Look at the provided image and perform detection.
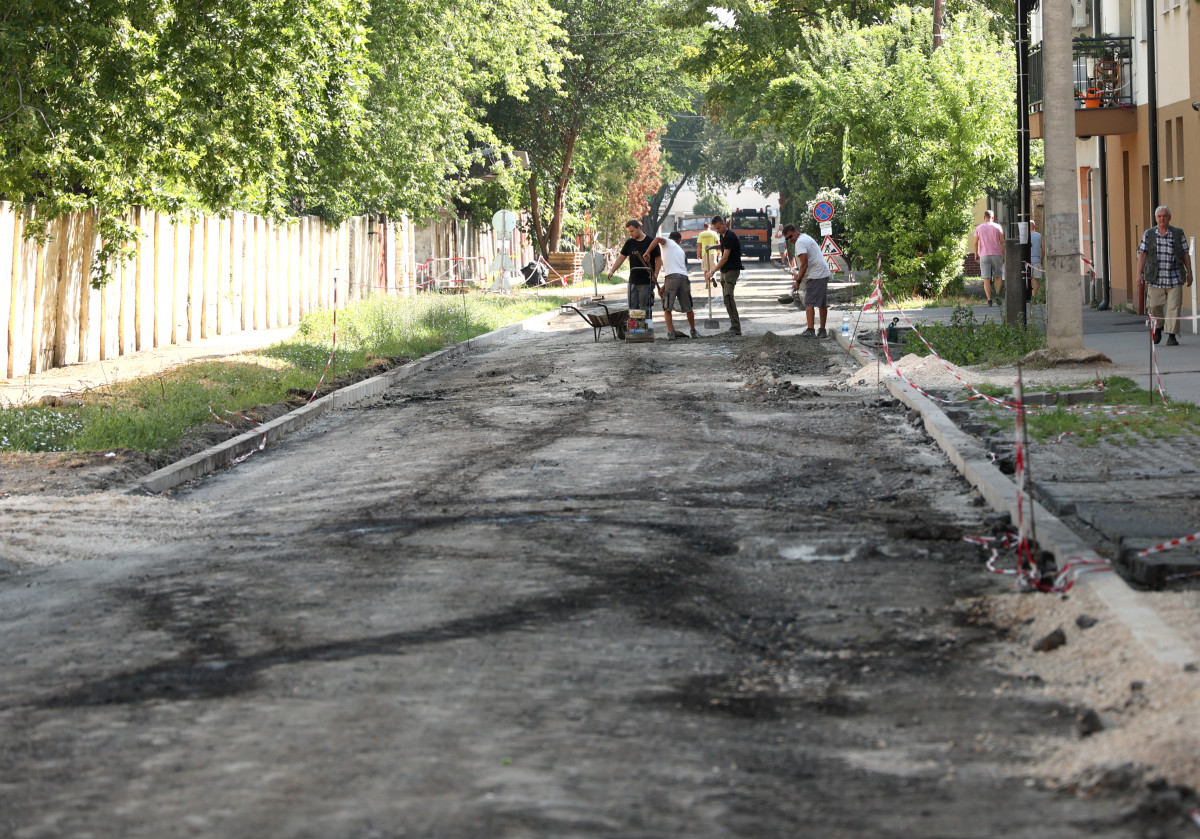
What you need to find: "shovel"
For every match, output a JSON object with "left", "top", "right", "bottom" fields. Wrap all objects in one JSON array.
[{"left": 702, "top": 250, "right": 720, "bottom": 329}]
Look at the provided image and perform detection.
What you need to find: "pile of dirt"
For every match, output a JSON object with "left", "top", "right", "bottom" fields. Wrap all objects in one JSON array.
[{"left": 734, "top": 331, "right": 837, "bottom": 378}]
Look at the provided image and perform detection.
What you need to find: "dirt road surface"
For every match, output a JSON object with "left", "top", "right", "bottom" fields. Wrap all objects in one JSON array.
[{"left": 0, "top": 270, "right": 1190, "bottom": 837}]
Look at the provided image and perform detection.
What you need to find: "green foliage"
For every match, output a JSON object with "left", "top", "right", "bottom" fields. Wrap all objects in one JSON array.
[
  {"left": 487, "top": 0, "right": 696, "bottom": 253},
  {"left": 0, "top": 0, "right": 371, "bottom": 283},
  {"left": 320, "top": 0, "right": 565, "bottom": 222},
  {"left": 902, "top": 304, "right": 1045, "bottom": 366},
  {"left": 693, "top": 193, "right": 730, "bottom": 217},
  {"left": 769, "top": 7, "right": 1017, "bottom": 297},
  {"left": 0, "top": 294, "right": 562, "bottom": 453},
  {"left": 966, "top": 377, "right": 1200, "bottom": 447}
]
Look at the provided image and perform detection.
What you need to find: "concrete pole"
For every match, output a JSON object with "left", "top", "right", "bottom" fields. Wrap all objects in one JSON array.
[{"left": 1042, "top": 0, "right": 1085, "bottom": 350}]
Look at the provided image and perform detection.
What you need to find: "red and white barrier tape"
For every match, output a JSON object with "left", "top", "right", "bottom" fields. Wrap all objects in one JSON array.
[{"left": 1138, "top": 529, "right": 1200, "bottom": 558}]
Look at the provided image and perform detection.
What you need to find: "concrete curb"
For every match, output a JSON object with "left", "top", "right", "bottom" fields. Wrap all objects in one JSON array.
[
  {"left": 133, "top": 321, "right": 527, "bottom": 495},
  {"left": 833, "top": 328, "right": 1197, "bottom": 667}
]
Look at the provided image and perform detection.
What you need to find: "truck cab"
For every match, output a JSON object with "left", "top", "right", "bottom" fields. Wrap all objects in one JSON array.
[
  {"left": 730, "top": 208, "right": 774, "bottom": 261},
  {"left": 674, "top": 214, "right": 709, "bottom": 263}
]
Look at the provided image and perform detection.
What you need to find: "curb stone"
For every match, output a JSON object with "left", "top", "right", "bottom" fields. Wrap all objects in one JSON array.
[
  {"left": 133, "top": 317, "right": 539, "bottom": 496},
  {"left": 832, "top": 327, "right": 1198, "bottom": 668}
]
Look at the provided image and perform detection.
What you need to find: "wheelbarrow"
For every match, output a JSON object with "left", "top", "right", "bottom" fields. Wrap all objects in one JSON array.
[{"left": 564, "top": 302, "right": 629, "bottom": 342}]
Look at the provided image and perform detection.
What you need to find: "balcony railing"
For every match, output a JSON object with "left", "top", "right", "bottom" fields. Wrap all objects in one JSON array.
[{"left": 1028, "top": 36, "right": 1135, "bottom": 112}]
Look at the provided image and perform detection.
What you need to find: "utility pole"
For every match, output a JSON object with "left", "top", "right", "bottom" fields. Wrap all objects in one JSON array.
[
  {"left": 1042, "top": 0, "right": 1085, "bottom": 350},
  {"left": 1015, "top": 0, "right": 1032, "bottom": 326},
  {"left": 932, "top": 0, "right": 943, "bottom": 50}
]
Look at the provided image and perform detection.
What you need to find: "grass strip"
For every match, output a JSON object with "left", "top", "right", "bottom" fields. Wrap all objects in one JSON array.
[
  {"left": 0, "top": 294, "right": 564, "bottom": 454},
  {"left": 965, "top": 376, "right": 1200, "bottom": 446}
]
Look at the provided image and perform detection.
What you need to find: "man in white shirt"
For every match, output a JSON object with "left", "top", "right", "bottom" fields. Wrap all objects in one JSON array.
[
  {"left": 647, "top": 231, "right": 701, "bottom": 339},
  {"left": 782, "top": 224, "right": 833, "bottom": 338}
]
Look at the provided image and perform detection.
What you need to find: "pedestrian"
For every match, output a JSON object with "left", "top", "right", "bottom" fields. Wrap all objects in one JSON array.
[
  {"left": 773, "top": 226, "right": 787, "bottom": 263},
  {"left": 703, "top": 215, "right": 743, "bottom": 336},
  {"left": 1137, "top": 205, "right": 1193, "bottom": 346},
  {"left": 1029, "top": 219, "right": 1044, "bottom": 299},
  {"left": 696, "top": 221, "right": 721, "bottom": 276},
  {"left": 646, "top": 231, "right": 701, "bottom": 340},
  {"left": 607, "top": 219, "right": 658, "bottom": 324},
  {"left": 973, "top": 209, "right": 1005, "bottom": 306},
  {"left": 782, "top": 224, "right": 833, "bottom": 338}
]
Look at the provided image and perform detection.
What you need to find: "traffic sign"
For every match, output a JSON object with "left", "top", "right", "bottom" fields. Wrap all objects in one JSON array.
[
  {"left": 582, "top": 251, "right": 607, "bottom": 276},
  {"left": 813, "top": 201, "right": 835, "bottom": 222},
  {"left": 491, "top": 209, "right": 518, "bottom": 236},
  {"left": 819, "top": 221, "right": 833, "bottom": 238},
  {"left": 824, "top": 255, "right": 843, "bottom": 273},
  {"left": 820, "top": 236, "right": 842, "bottom": 257}
]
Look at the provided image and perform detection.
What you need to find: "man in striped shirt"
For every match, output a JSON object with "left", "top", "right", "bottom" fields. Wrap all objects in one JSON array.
[{"left": 1137, "top": 206, "right": 1193, "bottom": 346}]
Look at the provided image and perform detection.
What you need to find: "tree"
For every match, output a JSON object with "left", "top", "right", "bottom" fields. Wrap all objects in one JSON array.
[
  {"left": 315, "top": 0, "right": 564, "bottom": 222},
  {"left": 0, "top": 0, "right": 371, "bottom": 280},
  {"left": 694, "top": 193, "right": 729, "bottom": 216},
  {"left": 768, "top": 6, "right": 1016, "bottom": 295},
  {"left": 487, "top": 0, "right": 694, "bottom": 254}
]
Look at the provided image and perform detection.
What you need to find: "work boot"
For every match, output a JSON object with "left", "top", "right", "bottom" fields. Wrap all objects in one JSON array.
[
  {"left": 801, "top": 327, "right": 816, "bottom": 337},
  {"left": 673, "top": 331, "right": 689, "bottom": 339},
  {"left": 689, "top": 328, "right": 701, "bottom": 339},
  {"left": 1167, "top": 333, "right": 1179, "bottom": 346},
  {"left": 725, "top": 328, "right": 742, "bottom": 336},
  {"left": 1154, "top": 327, "right": 1163, "bottom": 344},
  {"left": 816, "top": 328, "right": 828, "bottom": 338},
  {"left": 986, "top": 298, "right": 993, "bottom": 307}
]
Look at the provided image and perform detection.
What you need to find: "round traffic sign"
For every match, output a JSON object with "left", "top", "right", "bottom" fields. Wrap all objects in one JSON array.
[
  {"left": 491, "top": 209, "right": 518, "bottom": 236},
  {"left": 813, "top": 201, "right": 835, "bottom": 222},
  {"left": 582, "top": 251, "right": 607, "bottom": 276}
]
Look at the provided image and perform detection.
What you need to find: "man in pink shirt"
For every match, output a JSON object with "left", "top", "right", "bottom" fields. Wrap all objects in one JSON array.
[{"left": 973, "top": 209, "right": 1005, "bottom": 306}]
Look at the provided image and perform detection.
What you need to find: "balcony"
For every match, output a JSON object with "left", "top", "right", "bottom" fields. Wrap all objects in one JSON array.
[{"left": 1028, "top": 36, "right": 1137, "bottom": 138}]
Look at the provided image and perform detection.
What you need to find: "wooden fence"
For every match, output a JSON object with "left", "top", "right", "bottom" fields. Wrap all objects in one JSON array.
[{"left": 0, "top": 204, "right": 433, "bottom": 381}]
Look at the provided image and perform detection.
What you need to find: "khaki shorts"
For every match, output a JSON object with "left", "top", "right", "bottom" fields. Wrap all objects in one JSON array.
[
  {"left": 804, "top": 276, "right": 830, "bottom": 309},
  {"left": 663, "top": 273, "right": 693, "bottom": 313}
]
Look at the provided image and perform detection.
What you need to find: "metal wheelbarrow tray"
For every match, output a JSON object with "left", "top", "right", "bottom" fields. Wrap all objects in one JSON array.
[{"left": 564, "top": 302, "right": 629, "bottom": 342}]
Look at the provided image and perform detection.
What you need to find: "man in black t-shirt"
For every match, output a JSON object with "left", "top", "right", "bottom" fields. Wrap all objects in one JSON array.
[
  {"left": 607, "top": 219, "right": 658, "bottom": 321},
  {"left": 703, "top": 215, "right": 743, "bottom": 336}
]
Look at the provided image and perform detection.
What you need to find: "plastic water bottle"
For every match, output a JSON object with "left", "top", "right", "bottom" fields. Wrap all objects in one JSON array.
[{"left": 841, "top": 311, "right": 850, "bottom": 338}]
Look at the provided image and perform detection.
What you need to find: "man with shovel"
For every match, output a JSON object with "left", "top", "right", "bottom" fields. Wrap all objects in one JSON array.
[{"left": 704, "top": 215, "right": 743, "bottom": 337}]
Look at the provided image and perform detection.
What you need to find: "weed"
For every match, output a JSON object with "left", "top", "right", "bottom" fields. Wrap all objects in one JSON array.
[
  {"left": 0, "top": 294, "right": 563, "bottom": 454},
  {"left": 902, "top": 304, "right": 1046, "bottom": 366},
  {"left": 965, "top": 376, "right": 1200, "bottom": 446}
]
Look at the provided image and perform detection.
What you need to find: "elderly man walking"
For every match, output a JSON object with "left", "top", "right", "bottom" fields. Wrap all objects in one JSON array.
[
  {"left": 1137, "top": 206, "right": 1193, "bottom": 346},
  {"left": 973, "top": 209, "right": 1005, "bottom": 306}
]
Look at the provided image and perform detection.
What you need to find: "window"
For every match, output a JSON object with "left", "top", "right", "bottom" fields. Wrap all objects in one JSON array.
[
  {"left": 1165, "top": 120, "right": 1175, "bottom": 179},
  {"left": 1176, "top": 117, "right": 1185, "bottom": 179}
]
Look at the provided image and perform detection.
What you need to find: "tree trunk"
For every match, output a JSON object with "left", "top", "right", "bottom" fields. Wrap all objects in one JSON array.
[
  {"left": 1043, "top": 0, "right": 1084, "bottom": 350},
  {"left": 647, "top": 172, "right": 691, "bottom": 233},
  {"left": 528, "top": 173, "right": 548, "bottom": 256},
  {"left": 545, "top": 132, "right": 577, "bottom": 252}
]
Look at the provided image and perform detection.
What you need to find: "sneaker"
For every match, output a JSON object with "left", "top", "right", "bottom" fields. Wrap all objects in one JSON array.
[
  {"left": 666, "top": 331, "right": 677, "bottom": 341},
  {"left": 689, "top": 329, "right": 701, "bottom": 339},
  {"left": 725, "top": 328, "right": 742, "bottom": 336},
  {"left": 1154, "top": 328, "right": 1163, "bottom": 344},
  {"left": 801, "top": 328, "right": 816, "bottom": 338},
  {"left": 1167, "top": 333, "right": 1179, "bottom": 346},
  {"left": 673, "top": 331, "right": 689, "bottom": 339},
  {"left": 816, "top": 328, "right": 828, "bottom": 338},
  {"left": 986, "top": 298, "right": 994, "bottom": 307}
]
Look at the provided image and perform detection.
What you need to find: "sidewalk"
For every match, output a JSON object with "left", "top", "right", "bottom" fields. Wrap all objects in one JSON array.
[
  {"left": 832, "top": 297, "right": 1200, "bottom": 590},
  {"left": 0, "top": 326, "right": 300, "bottom": 408}
]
